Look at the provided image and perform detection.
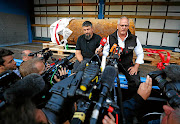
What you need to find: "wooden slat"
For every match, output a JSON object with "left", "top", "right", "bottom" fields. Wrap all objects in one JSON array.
[
  {"left": 31, "top": 24, "right": 50, "bottom": 27},
  {"left": 34, "top": 3, "right": 98, "bottom": 7},
  {"left": 105, "top": 2, "right": 180, "bottom": 6},
  {"left": 32, "top": 40, "right": 51, "bottom": 43},
  {"left": 33, "top": 14, "right": 98, "bottom": 18},
  {"left": 136, "top": 28, "right": 179, "bottom": 33},
  {"left": 104, "top": 15, "right": 180, "bottom": 20},
  {"left": 31, "top": 24, "right": 179, "bottom": 34},
  {"left": 33, "top": 14, "right": 180, "bottom": 20}
]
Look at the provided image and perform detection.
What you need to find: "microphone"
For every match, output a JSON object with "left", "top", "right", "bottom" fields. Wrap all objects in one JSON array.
[
  {"left": 98, "top": 37, "right": 107, "bottom": 49},
  {"left": 3, "top": 73, "right": 45, "bottom": 104},
  {"left": 90, "top": 66, "right": 117, "bottom": 124},
  {"left": 163, "top": 65, "right": 180, "bottom": 81}
]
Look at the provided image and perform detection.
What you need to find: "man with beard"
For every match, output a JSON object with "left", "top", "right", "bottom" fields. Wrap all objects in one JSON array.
[{"left": 73, "top": 21, "right": 102, "bottom": 72}]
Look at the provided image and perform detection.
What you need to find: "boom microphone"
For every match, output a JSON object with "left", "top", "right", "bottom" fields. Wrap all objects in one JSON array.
[
  {"left": 3, "top": 73, "right": 45, "bottom": 103},
  {"left": 163, "top": 64, "right": 180, "bottom": 81},
  {"left": 90, "top": 66, "right": 117, "bottom": 124}
]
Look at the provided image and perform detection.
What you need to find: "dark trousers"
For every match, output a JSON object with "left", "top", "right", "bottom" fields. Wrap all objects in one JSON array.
[{"left": 118, "top": 63, "right": 141, "bottom": 100}]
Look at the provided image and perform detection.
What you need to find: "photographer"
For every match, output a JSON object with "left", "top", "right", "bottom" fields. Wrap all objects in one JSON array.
[
  {"left": 146, "top": 64, "right": 180, "bottom": 124},
  {"left": 19, "top": 57, "right": 68, "bottom": 80},
  {"left": 0, "top": 49, "right": 17, "bottom": 74},
  {"left": 0, "top": 48, "right": 21, "bottom": 81},
  {"left": 21, "top": 50, "right": 34, "bottom": 62},
  {"left": 102, "top": 75, "right": 152, "bottom": 124},
  {"left": 19, "top": 57, "right": 69, "bottom": 108}
]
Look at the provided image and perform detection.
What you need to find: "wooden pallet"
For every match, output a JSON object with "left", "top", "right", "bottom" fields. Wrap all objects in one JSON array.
[
  {"left": 43, "top": 42, "right": 76, "bottom": 56},
  {"left": 49, "top": 48, "right": 75, "bottom": 56}
]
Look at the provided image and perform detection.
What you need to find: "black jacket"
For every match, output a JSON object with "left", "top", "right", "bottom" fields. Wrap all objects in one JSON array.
[{"left": 109, "top": 30, "right": 137, "bottom": 66}]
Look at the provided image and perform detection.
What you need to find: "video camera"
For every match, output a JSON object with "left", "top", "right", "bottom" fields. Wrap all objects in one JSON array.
[
  {"left": 42, "top": 54, "right": 119, "bottom": 124},
  {"left": 148, "top": 68, "right": 180, "bottom": 108},
  {"left": 29, "top": 53, "right": 76, "bottom": 109},
  {"left": 41, "top": 53, "right": 75, "bottom": 84},
  {"left": 28, "top": 48, "right": 53, "bottom": 63}
]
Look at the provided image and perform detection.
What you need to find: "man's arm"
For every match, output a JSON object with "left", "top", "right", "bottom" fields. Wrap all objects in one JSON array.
[
  {"left": 123, "top": 75, "right": 152, "bottom": 123},
  {"left": 75, "top": 50, "right": 83, "bottom": 62},
  {"left": 75, "top": 37, "right": 84, "bottom": 63},
  {"left": 128, "top": 38, "right": 144, "bottom": 75}
]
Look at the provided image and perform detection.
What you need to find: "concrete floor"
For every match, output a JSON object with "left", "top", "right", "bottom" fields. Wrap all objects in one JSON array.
[{"left": 0, "top": 43, "right": 159, "bottom": 77}]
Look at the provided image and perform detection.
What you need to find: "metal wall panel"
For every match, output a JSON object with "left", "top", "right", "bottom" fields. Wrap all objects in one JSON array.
[{"left": 0, "top": 12, "right": 28, "bottom": 46}]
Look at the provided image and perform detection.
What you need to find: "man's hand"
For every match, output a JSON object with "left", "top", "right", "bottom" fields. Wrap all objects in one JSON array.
[
  {"left": 102, "top": 112, "right": 116, "bottom": 124},
  {"left": 137, "top": 75, "right": 152, "bottom": 100},
  {"left": 95, "top": 47, "right": 103, "bottom": 54},
  {"left": 54, "top": 67, "right": 69, "bottom": 82},
  {"left": 45, "top": 63, "right": 51, "bottom": 70},
  {"left": 128, "top": 63, "right": 139, "bottom": 75}
]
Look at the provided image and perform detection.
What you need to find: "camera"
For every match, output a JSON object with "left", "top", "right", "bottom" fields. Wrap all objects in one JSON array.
[
  {"left": 28, "top": 48, "right": 53, "bottom": 63},
  {"left": 148, "top": 70, "right": 180, "bottom": 108},
  {"left": 42, "top": 55, "right": 119, "bottom": 124}
]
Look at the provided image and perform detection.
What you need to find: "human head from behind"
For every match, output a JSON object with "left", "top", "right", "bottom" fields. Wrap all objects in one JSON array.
[
  {"left": 117, "top": 16, "right": 129, "bottom": 36},
  {"left": 82, "top": 21, "right": 93, "bottom": 40},
  {"left": 161, "top": 105, "right": 180, "bottom": 124},
  {"left": 21, "top": 50, "right": 33, "bottom": 62},
  {"left": 19, "top": 57, "right": 45, "bottom": 77},
  {"left": 0, "top": 49, "right": 17, "bottom": 74},
  {"left": 0, "top": 98, "right": 48, "bottom": 124}
]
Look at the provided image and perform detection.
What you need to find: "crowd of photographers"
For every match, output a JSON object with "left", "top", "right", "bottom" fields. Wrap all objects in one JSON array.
[
  {"left": 0, "top": 47, "right": 179, "bottom": 124},
  {"left": 0, "top": 17, "right": 180, "bottom": 124}
]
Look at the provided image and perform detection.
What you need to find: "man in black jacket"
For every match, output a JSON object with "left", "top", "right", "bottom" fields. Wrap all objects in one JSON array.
[{"left": 103, "top": 16, "right": 144, "bottom": 99}]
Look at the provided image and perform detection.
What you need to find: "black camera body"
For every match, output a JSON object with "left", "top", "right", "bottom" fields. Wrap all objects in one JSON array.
[
  {"left": 42, "top": 55, "right": 119, "bottom": 124},
  {"left": 42, "top": 53, "right": 75, "bottom": 84},
  {"left": 28, "top": 48, "right": 53, "bottom": 63},
  {"left": 148, "top": 70, "right": 180, "bottom": 108}
]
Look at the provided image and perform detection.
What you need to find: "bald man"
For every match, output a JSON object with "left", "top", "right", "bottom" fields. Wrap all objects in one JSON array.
[{"left": 21, "top": 50, "right": 33, "bottom": 62}]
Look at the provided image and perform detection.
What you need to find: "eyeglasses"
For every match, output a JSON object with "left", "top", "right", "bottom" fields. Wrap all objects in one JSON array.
[{"left": 119, "top": 25, "right": 129, "bottom": 27}]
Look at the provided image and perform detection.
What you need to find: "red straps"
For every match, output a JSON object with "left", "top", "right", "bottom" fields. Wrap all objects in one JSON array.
[
  {"left": 55, "top": 20, "right": 62, "bottom": 45},
  {"left": 55, "top": 23, "right": 60, "bottom": 45},
  {"left": 145, "top": 48, "right": 171, "bottom": 70}
]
